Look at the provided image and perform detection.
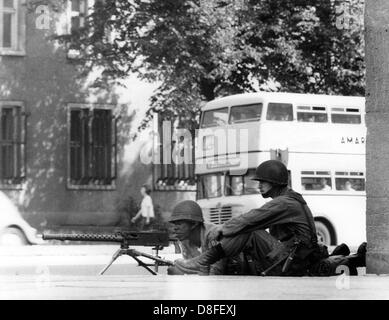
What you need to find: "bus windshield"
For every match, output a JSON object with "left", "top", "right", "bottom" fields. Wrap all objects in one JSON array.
[
  {"left": 197, "top": 170, "right": 260, "bottom": 199},
  {"left": 225, "top": 169, "right": 259, "bottom": 196},
  {"left": 201, "top": 108, "right": 228, "bottom": 128},
  {"left": 197, "top": 173, "right": 224, "bottom": 199},
  {"left": 229, "top": 103, "right": 263, "bottom": 123}
]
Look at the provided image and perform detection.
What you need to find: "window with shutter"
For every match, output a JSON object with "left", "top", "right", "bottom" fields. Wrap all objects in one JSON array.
[
  {"left": 68, "top": 104, "right": 116, "bottom": 190},
  {"left": 0, "top": 101, "right": 26, "bottom": 189}
]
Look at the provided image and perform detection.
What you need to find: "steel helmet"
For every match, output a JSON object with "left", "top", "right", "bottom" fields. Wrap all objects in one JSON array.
[
  {"left": 252, "top": 160, "right": 288, "bottom": 186},
  {"left": 168, "top": 200, "right": 204, "bottom": 223}
]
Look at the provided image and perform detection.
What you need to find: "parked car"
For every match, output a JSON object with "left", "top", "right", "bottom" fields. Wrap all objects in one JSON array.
[{"left": 0, "top": 191, "right": 42, "bottom": 246}]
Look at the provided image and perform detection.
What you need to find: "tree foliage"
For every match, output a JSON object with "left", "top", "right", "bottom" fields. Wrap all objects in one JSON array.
[{"left": 56, "top": 0, "right": 365, "bottom": 129}]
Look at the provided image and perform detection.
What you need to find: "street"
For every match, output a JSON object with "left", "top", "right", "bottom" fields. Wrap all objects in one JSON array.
[
  {"left": 1, "top": 244, "right": 389, "bottom": 300},
  {"left": 0, "top": 244, "right": 176, "bottom": 276}
]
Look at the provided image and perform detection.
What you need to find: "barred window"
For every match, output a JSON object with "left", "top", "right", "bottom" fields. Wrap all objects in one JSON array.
[
  {"left": 0, "top": 102, "right": 26, "bottom": 188},
  {"left": 68, "top": 105, "right": 116, "bottom": 189}
]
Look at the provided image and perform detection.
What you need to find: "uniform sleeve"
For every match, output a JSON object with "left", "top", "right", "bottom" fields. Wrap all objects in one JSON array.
[{"left": 221, "top": 199, "right": 292, "bottom": 237}]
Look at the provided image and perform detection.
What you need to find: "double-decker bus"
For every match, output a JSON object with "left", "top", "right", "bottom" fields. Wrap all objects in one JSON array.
[{"left": 195, "top": 92, "right": 366, "bottom": 247}]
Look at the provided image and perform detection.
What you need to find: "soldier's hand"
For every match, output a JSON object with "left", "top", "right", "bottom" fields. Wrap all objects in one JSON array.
[{"left": 210, "top": 225, "right": 223, "bottom": 241}]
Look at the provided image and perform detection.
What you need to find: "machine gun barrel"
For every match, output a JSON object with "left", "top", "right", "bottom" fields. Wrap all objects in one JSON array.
[
  {"left": 43, "top": 233, "right": 123, "bottom": 242},
  {"left": 42, "top": 230, "right": 177, "bottom": 275},
  {"left": 43, "top": 231, "right": 171, "bottom": 247}
]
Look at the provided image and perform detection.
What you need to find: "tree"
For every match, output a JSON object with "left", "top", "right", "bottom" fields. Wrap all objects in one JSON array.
[{"left": 56, "top": 0, "right": 365, "bottom": 130}]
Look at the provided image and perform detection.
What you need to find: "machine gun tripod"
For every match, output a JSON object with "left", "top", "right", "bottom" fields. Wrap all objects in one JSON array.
[
  {"left": 43, "top": 231, "right": 175, "bottom": 275},
  {"left": 99, "top": 242, "right": 174, "bottom": 275}
]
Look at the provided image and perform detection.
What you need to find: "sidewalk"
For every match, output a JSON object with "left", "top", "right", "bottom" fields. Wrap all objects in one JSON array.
[
  {"left": 1, "top": 274, "right": 389, "bottom": 300},
  {"left": 0, "top": 244, "right": 180, "bottom": 267},
  {"left": 1, "top": 245, "right": 387, "bottom": 300}
]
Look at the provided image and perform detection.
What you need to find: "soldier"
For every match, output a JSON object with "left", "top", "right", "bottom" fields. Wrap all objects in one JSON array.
[
  {"left": 168, "top": 200, "right": 239, "bottom": 275},
  {"left": 174, "top": 160, "right": 324, "bottom": 276}
]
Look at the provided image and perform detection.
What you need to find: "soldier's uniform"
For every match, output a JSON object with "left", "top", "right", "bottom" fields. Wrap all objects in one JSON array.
[
  {"left": 177, "top": 223, "right": 226, "bottom": 275},
  {"left": 174, "top": 160, "right": 323, "bottom": 276},
  {"left": 168, "top": 200, "right": 235, "bottom": 275},
  {"left": 218, "top": 187, "right": 319, "bottom": 276}
]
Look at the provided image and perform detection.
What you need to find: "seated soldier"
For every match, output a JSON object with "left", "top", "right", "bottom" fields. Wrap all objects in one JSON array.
[
  {"left": 168, "top": 200, "right": 242, "bottom": 275},
  {"left": 173, "top": 160, "right": 323, "bottom": 276},
  {"left": 173, "top": 160, "right": 366, "bottom": 276}
]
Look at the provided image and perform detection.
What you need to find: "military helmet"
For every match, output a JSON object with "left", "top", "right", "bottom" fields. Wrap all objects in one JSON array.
[
  {"left": 168, "top": 200, "right": 204, "bottom": 223},
  {"left": 252, "top": 160, "right": 288, "bottom": 186}
]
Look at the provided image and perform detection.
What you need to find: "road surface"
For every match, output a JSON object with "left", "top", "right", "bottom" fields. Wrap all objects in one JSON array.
[{"left": 1, "top": 244, "right": 389, "bottom": 300}]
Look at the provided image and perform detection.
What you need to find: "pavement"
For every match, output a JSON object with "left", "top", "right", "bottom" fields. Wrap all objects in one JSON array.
[
  {"left": 1, "top": 244, "right": 388, "bottom": 300},
  {"left": 1, "top": 274, "right": 389, "bottom": 300}
]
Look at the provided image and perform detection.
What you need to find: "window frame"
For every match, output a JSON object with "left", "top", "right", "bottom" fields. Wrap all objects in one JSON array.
[
  {"left": 330, "top": 106, "right": 362, "bottom": 125},
  {"left": 66, "top": 0, "right": 90, "bottom": 59},
  {"left": 296, "top": 105, "right": 329, "bottom": 123},
  {"left": 266, "top": 102, "right": 294, "bottom": 122},
  {"left": 67, "top": 0, "right": 87, "bottom": 34},
  {"left": 0, "top": 101, "right": 26, "bottom": 190},
  {"left": 300, "top": 170, "right": 366, "bottom": 194},
  {"left": 200, "top": 107, "right": 229, "bottom": 128},
  {"left": 0, "top": 0, "right": 25, "bottom": 56},
  {"left": 196, "top": 172, "right": 225, "bottom": 199},
  {"left": 300, "top": 170, "right": 333, "bottom": 193},
  {"left": 228, "top": 103, "right": 263, "bottom": 124},
  {"left": 225, "top": 169, "right": 260, "bottom": 196},
  {"left": 67, "top": 103, "right": 117, "bottom": 190},
  {"left": 334, "top": 171, "right": 366, "bottom": 192}
]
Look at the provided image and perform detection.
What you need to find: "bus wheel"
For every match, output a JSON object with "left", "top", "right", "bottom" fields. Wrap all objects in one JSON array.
[{"left": 315, "top": 221, "right": 332, "bottom": 246}]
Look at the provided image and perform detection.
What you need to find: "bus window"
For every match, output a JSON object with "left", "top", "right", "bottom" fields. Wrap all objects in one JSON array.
[
  {"left": 266, "top": 103, "right": 293, "bottom": 121},
  {"left": 301, "top": 171, "right": 332, "bottom": 191},
  {"left": 334, "top": 171, "right": 365, "bottom": 191},
  {"left": 201, "top": 108, "right": 229, "bottom": 128},
  {"left": 197, "top": 173, "right": 224, "bottom": 199},
  {"left": 229, "top": 103, "right": 263, "bottom": 123},
  {"left": 331, "top": 107, "right": 361, "bottom": 124},
  {"left": 335, "top": 178, "right": 365, "bottom": 191},
  {"left": 226, "top": 176, "right": 244, "bottom": 196},
  {"left": 297, "top": 106, "right": 328, "bottom": 123},
  {"left": 225, "top": 169, "right": 259, "bottom": 196}
]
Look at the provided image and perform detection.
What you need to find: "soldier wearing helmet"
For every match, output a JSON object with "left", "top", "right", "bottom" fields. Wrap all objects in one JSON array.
[
  {"left": 167, "top": 200, "right": 230, "bottom": 275},
  {"left": 174, "top": 160, "right": 323, "bottom": 276}
]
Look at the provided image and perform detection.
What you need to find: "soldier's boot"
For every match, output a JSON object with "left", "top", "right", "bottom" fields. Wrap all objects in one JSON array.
[
  {"left": 346, "top": 241, "right": 367, "bottom": 269},
  {"left": 174, "top": 244, "right": 225, "bottom": 275},
  {"left": 330, "top": 243, "right": 350, "bottom": 256}
]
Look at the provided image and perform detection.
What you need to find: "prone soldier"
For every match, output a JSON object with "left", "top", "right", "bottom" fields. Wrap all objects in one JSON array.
[{"left": 167, "top": 200, "right": 242, "bottom": 275}]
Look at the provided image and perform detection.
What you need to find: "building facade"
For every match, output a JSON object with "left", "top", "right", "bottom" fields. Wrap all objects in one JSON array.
[{"left": 0, "top": 0, "right": 195, "bottom": 232}]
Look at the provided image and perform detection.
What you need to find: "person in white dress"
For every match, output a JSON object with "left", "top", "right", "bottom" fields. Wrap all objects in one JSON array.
[{"left": 131, "top": 184, "right": 155, "bottom": 230}]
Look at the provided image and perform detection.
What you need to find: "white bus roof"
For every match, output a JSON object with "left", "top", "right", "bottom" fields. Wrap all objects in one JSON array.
[{"left": 203, "top": 92, "right": 365, "bottom": 110}]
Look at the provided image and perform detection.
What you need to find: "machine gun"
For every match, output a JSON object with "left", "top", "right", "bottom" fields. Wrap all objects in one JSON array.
[{"left": 42, "top": 231, "right": 175, "bottom": 275}]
